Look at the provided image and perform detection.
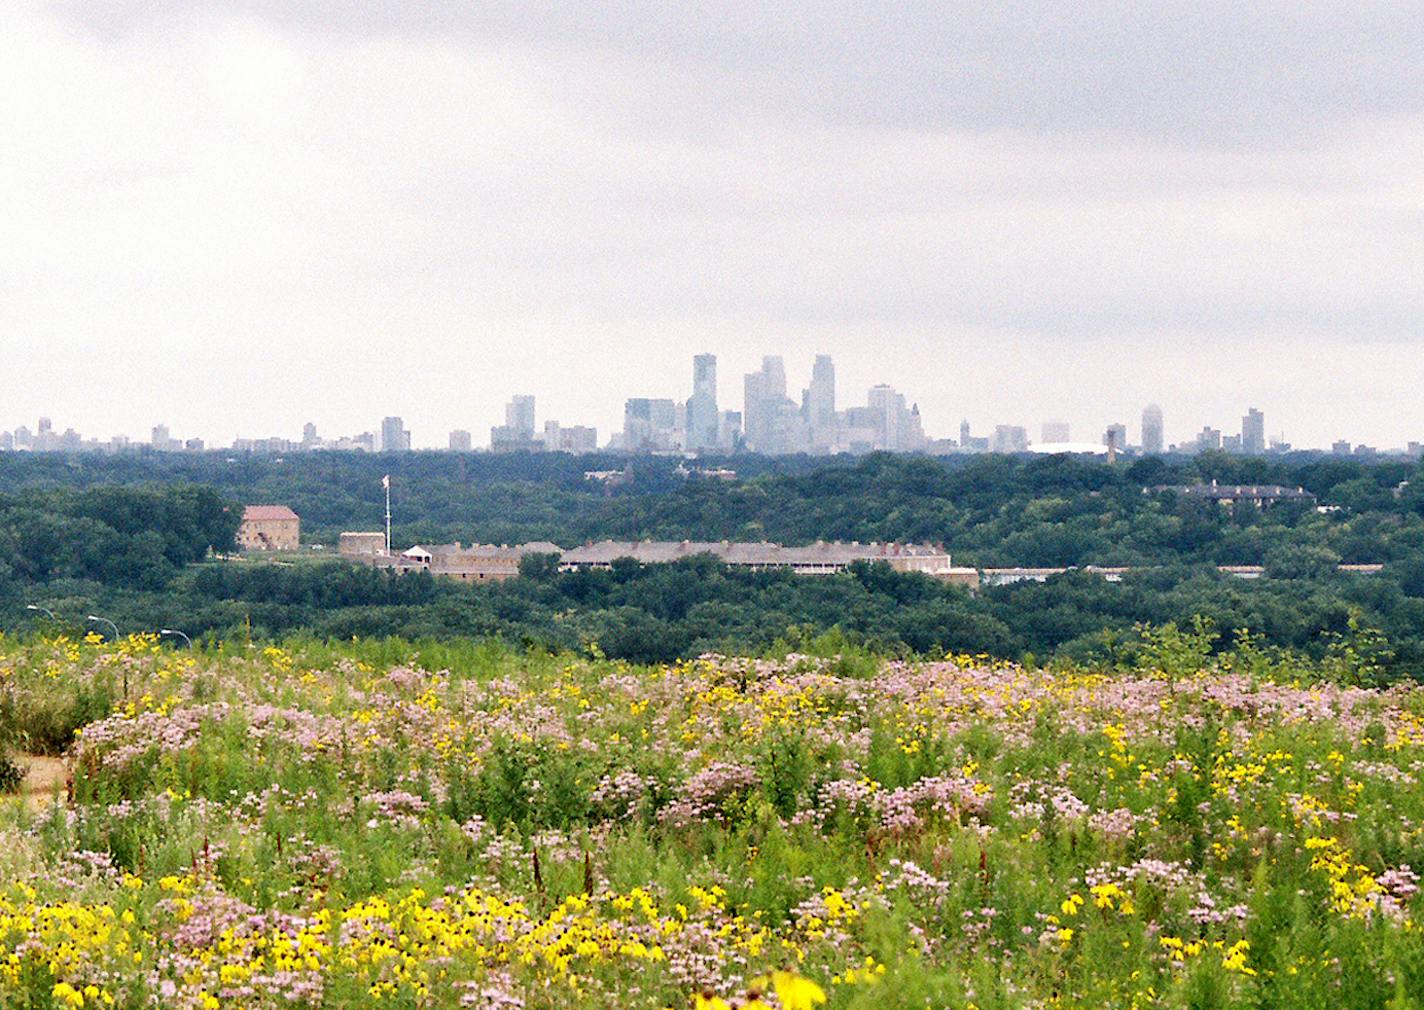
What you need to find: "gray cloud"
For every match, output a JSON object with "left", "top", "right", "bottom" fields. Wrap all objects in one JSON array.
[{"left": 60, "top": 1, "right": 1424, "bottom": 144}]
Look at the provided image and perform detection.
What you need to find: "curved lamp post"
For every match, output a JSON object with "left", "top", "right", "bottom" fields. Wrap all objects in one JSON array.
[
  {"left": 86, "top": 615, "right": 120, "bottom": 641},
  {"left": 159, "top": 628, "right": 193, "bottom": 649},
  {"left": 25, "top": 604, "right": 56, "bottom": 621},
  {"left": 87, "top": 615, "right": 128, "bottom": 697}
]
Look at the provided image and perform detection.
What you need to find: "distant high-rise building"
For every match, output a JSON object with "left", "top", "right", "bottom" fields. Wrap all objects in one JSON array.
[
  {"left": 1141, "top": 404, "right": 1164, "bottom": 454},
  {"left": 742, "top": 356, "right": 798, "bottom": 452},
  {"left": 1332, "top": 439, "right": 1352, "bottom": 456},
  {"left": 555, "top": 426, "right": 598, "bottom": 453},
  {"left": 743, "top": 372, "right": 767, "bottom": 448},
  {"left": 857, "top": 384, "right": 924, "bottom": 453},
  {"left": 718, "top": 410, "right": 743, "bottom": 451},
  {"left": 151, "top": 423, "right": 177, "bottom": 451},
  {"left": 854, "top": 381, "right": 922, "bottom": 453},
  {"left": 960, "top": 420, "right": 971, "bottom": 448},
  {"left": 905, "top": 403, "right": 926, "bottom": 452},
  {"left": 536, "top": 421, "right": 597, "bottom": 453},
  {"left": 623, "top": 397, "right": 679, "bottom": 451},
  {"left": 803, "top": 355, "right": 836, "bottom": 433},
  {"left": 30, "top": 417, "right": 59, "bottom": 451},
  {"left": 990, "top": 425, "right": 1029, "bottom": 453},
  {"left": 449, "top": 429, "right": 472, "bottom": 452},
  {"left": 866, "top": 385, "right": 902, "bottom": 450},
  {"left": 1196, "top": 426, "right": 1222, "bottom": 452},
  {"left": 1242, "top": 408, "right": 1266, "bottom": 454},
  {"left": 490, "top": 396, "right": 540, "bottom": 451},
  {"left": 506, "top": 395, "right": 536, "bottom": 437},
  {"left": 761, "top": 356, "right": 786, "bottom": 399},
  {"left": 1041, "top": 420, "right": 1071, "bottom": 443},
  {"left": 380, "top": 416, "right": 410, "bottom": 452},
  {"left": 1104, "top": 423, "right": 1127, "bottom": 451},
  {"left": 838, "top": 405, "right": 879, "bottom": 453},
  {"left": 653, "top": 400, "right": 677, "bottom": 432},
  {"left": 302, "top": 422, "right": 318, "bottom": 448},
  {"left": 687, "top": 353, "right": 719, "bottom": 450},
  {"left": 693, "top": 354, "right": 717, "bottom": 396}
]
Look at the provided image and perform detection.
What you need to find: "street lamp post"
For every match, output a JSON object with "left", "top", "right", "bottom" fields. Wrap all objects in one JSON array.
[
  {"left": 87, "top": 615, "right": 126, "bottom": 697},
  {"left": 25, "top": 604, "right": 56, "bottom": 621},
  {"left": 86, "top": 615, "right": 120, "bottom": 641},
  {"left": 160, "top": 628, "right": 193, "bottom": 650}
]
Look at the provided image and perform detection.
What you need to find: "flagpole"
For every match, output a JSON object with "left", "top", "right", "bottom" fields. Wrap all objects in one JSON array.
[{"left": 384, "top": 477, "right": 392, "bottom": 555}]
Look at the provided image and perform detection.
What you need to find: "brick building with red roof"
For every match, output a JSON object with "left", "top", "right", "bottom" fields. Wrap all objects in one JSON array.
[{"left": 237, "top": 505, "right": 300, "bottom": 551}]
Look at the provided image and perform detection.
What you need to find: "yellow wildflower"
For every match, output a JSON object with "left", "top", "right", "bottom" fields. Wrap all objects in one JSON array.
[{"left": 752, "top": 970, "right": 827, "bottom": 1010}]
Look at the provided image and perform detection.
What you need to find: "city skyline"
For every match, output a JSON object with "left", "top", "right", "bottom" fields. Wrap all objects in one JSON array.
[
  {"left": 4, "top": 350, "right": 1418, "bottom": 458},
  {"left": 1, "top": 334, "right": 1418, "bottom": 454}
]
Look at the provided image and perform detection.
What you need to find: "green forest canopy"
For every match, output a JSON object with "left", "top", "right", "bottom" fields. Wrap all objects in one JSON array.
[{"left": 5, "top": 452, "right": 1424, "bottom": 671}]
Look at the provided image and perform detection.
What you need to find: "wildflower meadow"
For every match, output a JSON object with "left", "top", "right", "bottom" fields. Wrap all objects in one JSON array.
[{"left": 3, "top": 632, "right": 1424, "bottom": 1009}]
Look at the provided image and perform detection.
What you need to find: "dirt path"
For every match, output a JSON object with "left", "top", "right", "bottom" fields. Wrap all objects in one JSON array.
[{"left": 18, "top": 755, "right": 68, "bottom": 811}]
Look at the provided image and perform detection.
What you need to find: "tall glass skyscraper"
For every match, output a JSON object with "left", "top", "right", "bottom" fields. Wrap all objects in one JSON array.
[
  {"left": 1141, "top": 404, "right": 1164, "bottom": 454},
  {"left": 687, "top": 353, "right": 718, "bottom": 450}
]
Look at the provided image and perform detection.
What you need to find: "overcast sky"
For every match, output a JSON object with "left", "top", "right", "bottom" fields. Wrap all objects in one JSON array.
[{"left": 3, "top": 1, "right": 1422, "bottom": 449}]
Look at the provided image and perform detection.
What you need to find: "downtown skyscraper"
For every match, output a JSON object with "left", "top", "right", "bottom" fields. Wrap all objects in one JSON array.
[
  {"left": 1142, "top": 404, "right": 1164, "bottom": 454},
  {"left": 803, "top": 354, "right": 836, "bottom": 450},
  {"left": 1243, "top": 407, "right": 1266, "bottom": 454},
  {"left": 686, "top": 353, "right": 719, "bottom": 451}
]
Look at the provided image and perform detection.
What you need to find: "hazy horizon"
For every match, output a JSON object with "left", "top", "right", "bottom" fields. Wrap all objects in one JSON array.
[{"left": 3, "top": 2, "right": 1421, "bottom": 448}]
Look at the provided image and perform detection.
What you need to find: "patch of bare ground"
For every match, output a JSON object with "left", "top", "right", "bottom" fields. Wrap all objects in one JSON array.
[{"left": 17, "top": 755, "right": 69, "bottom": 810}]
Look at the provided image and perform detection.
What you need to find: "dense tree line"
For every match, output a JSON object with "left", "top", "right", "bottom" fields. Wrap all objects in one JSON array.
[
  {"left": 0, "top": 485, "right": 236, "bottom": 591},
  {"left": 4, "top": 449, "right": 1424, "bottom": 569},
  {"left": 3, "top": 552, "right": 1422, "bottom": 675},
  {"left": 5, "top": 452, "right": 1424, "bottom": 673}
]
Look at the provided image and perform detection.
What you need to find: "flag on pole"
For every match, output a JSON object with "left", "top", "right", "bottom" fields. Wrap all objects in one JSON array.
[{"left": 383, "top": 475, "right": 392, "bottom": 555}]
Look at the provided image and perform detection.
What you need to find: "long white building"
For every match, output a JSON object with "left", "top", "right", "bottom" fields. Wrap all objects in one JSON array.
[{"left": 558, "top": 539, "right": 972, "bottom": 579}]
